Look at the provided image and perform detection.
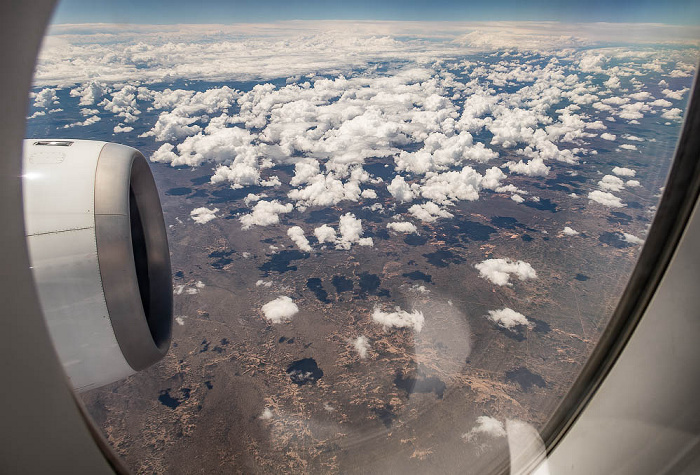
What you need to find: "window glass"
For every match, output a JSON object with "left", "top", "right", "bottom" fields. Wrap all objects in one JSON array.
[{"left": 28, "top": 4, "right": 698, "bottom": 473}]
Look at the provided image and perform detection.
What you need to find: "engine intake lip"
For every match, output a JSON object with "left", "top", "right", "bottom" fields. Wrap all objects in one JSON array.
[{"left": 94, "top": 143, "right": 172, "bottom": 371}]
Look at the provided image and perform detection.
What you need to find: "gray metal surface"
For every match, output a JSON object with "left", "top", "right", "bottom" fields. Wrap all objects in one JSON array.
[
  {"left": 95, "top": 143, "right": 172, "bottom": 371},
  {"left": 23, "top": 139, "right": 136, "bottom": 391}
]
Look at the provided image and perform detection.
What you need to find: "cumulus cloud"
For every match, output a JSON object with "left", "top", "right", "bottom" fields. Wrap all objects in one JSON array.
[
  {"left": 487, "top": 308, "right": 533, "bottom": 330},
  {"left": 588, "top": 190, "right": 625, "bottom": 208},
  {"left": 63, "top": 115, "right": 101, "bottom": 128},
  {"left": 353, "top": 336, "right": 371, "bottom": 359},
  {"left": 190, "top": 207, "right": 219, "bottom": 224},
  {"left": 287, "top": 226, "right": 312, "bottom": 252},
  {"left": 337, "top": 213, "right": 373, "bottom": 250},
  {"left": 626, "top": 179, "right": 641, "bottom": 187},
  {"left": 612, "top": 166, "right": 636, "bottom": 177},
  {"left": 475, "top": 258, "right": 537, "bottom": 286},
  {"left": 628, "top": 91, "right": 652, "bottom": 101},
  {"left": 372, "top": 306, "right": 425, "bottom": 332},
  {"left": 505, "top": 158, "right": 550, "bottom": 177},
  {"left": 33, "top": 87, "right": 59, "bottom": 108},
  {"left": 99, "top": 85, "right": 141, "bottom": 123},
  {"left": 361, "top": 189, "right": 377, "bottom": 199},
  {"left": 408, "top": 201, "right": 454, "bottom": 222},
  {"left": 69, "top": 81, "right": 110, "bottom": 106},
  {"left": 463, "top": 416, "right": 507, "bottom": 442},
  {"left": 261, "top": 296, "right": 299, "bottom": 324},
  {"left": 314, "top": 224, "right": 337, "bottom": 244},
  {"left": 598, "top": 175, "right": 625, "bottom": 192},
  {"left": 418, "top": 167, "right": 483, "bottom": 204},
  {"left": 240, "top": 200, "right": 293, "bottom": 229},
  {"left": 562, "top": 226, "right": 579, "bottom": 236},
  {"left": 387, "top": 175, "right": 418, "bottom": 203},
  {"left": 662, "top": 88, "right": 689, "bottom": 100},
  {"left": 387, "top": 221, "right": 419, "bottom": 234},
  {"left": 649, "top": 98, "right": 673, "bottom": 108},
  {"left": 113, "top": 123, "right": 133, "bottom": 133},
  {"left": 31, "top": 24, "right": 696, "bottom": 270},
  {"left": 661, "top": 108, "right": 683, "bottom": 120}
]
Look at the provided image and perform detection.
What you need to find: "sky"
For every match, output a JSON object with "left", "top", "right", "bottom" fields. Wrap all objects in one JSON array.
[{"left": 52, "top": 0, "right": 700, "bottom": 25}]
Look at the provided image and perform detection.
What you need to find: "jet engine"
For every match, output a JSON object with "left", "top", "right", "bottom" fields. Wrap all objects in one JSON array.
[{"left": 22, "top": 140, "right": 172, "bottom": 392}]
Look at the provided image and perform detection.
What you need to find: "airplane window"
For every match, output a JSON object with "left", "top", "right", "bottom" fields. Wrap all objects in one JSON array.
[{"left": 26, "top": 2, "right": 699, "bottom": 473}]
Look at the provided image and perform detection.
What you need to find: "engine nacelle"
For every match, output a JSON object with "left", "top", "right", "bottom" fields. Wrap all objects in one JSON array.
[{"left": 22, "top": 139, "right": 172, "bottom": 392}]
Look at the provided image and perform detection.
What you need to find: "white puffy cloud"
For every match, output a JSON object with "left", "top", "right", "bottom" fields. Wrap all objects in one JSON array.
[
  {"left": 462, "top": 416, "right": 507, "bottom": 442},
  {"left": 146, "top": 87, "right": 240, "bottom": 141},
  {"left": 600, "top": 133, "right": 616, "bottom": 141},
  {"left": 314, "top": 224, "right": 338, "bottom": 244},
  {"left": 99, "top": 85, "right": 141, "bottom": 122},
  {"left": 337, "top": 213, "right": 373, "bottom": 250},
  {"left": 113, "top": 124, "right": 133, "bottom": 133},
  {"left": 562, "top": 226, "right": 579, "bottom": 236},
  {"left": 588, "top": 190, "right": 625, "bottom": 208},
  {"left": 149, "top": 114, "right": 202, "bottom": 141},
  {"left": 487, "top": 308, "right": 533, "bottom": 330},
  {"left": 310, "top": 214, "right": 372, "bottom": 250},
  {"left": 387, "top": 175, "right": 418, "bottom": 203},
  {"left": 361, "top": 189, "right": 377, "bottom": 199},
  {"left": 626, "top": 179, "right": 641, "bottom": 187},
  {"left": 419, "top": 167, "right": 483, "bottom": 204},
  {"left": 511, "top": 194, "right": 525, "bottom": 203},
  {"left": 33, "top": 87, "right": 59, "bottom": 108},
  {"left": 287, "top": 226, "right": 312, "bottom": 252},
  {"left": 619, "top": 144, "right": 638, "bottom": 151},
  {"left": 372, "top": 306, "right": 425, "bottom": 332},
  {"left": 69, "top": 81, "right": 109, "bottom": 106},
  {"left": 661, "top": 108, "right": 683, "bottom": 120},
  {"left": 505, "top": 157, "right": 550, "bottom": 177},
  {"left": 244, "top": 193, "right": 265, "bottom": 206},
  {"left": 290, "top": 160, "right": 320, "bottom": 186},
  {"left": 353, "top": 336, "right": 371, "bottom": 359},
  {"left": 475, "top": 258, "right": 537, "bottom": 286},
  {"left": 604, "top": 76, "right": 620, "bottom": 89},
  {"left": 240, "top": 200, "right": 293, "bottom": 229},
  {"left": 394, "top": 132, "right": 497, "bottom": 174},
  {"left": 598, "top": 175, "right": 625, "bottom": 192},
  {"left": 628, "top": 91, "right": 652, "bottom": 101},
  {"left": 261, "top": 296, "right": 299, "bottom": 324},
  {"left": 288, "top": 170, "right": 363, "bottom": 208},
  {"left": 612, "top": 166, "right": 636, "bottom": 177},
  {"left": 190, "top": 207, "right": 219, "bottom": 224},
  {"left": 408, "top": 201, "right": 454, "bottom": 222},
  {"left": 649, "top": 98, "right": 673, "bottom": 108},
  {"left": 662, "top": 88, "right": 689, "bottom": 100},
  {"left": 387, "top": 221, "right": 419, "bottom": 234},
  {"left": 63, "top": 115, "right": 101, "bottom": 128}
]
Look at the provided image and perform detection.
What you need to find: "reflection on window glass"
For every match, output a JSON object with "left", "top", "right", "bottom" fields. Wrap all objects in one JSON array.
[{"left": 28, "top": 3, "right": 697, "bottom": 473}]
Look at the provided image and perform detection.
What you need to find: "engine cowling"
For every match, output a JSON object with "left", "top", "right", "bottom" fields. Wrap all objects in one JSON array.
[{"left": 22, "top": 139, "right": 172, "bottom": 392}]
